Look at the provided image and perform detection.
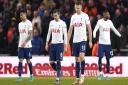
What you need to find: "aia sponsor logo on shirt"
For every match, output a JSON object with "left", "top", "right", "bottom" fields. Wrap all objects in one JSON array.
[
  {"left": 103, "top": 28, "right": 110, "bottom": 32},
  {"left": 52, "top": 29, "right": 60, "bottom": 33},
  {"left": 74, "top": 23, "right": 83, "bottom": 27},
  {"left": 19, "top": 29, "right": 26, "bottom": 33}
]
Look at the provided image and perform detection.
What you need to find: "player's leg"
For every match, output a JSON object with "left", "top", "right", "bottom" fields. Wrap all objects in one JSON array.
[
  {"left": 79, "top": 41, "right": 86, "bottom": 84},
  {"left": 16, "top": 48, "right": 24, "bottom": 81},
  {"left": 25, "top": 48, "right": 33, "bottom": 81},
  {"left": 105, "top": 45, "right": 112, "bottom": 80},
  {"left": 49, "top": 44, "right": 60, "bottom": 84},
  {"left": 72, "top": 57, "right": 81, "bottom": 85},
  {"left": 50, "top": 61, "right": 57, "bottom": 71},
  {"left": 72, "top": 43, "right": 81, "bottom": 84},
  {"left": 79, "top": 53, "right": 85, "bottom": 84},
  {"left": 105, "top": 57, "right": 110, "bottom": 80},
  {"left": 49, "top": 44, "right": 57, "bottom": 71},
  {"left": 26, "top": 59, "right": 33, "bottom": 81},
  {"left": 55, "top": 44, "right": 64, "bottom": 84},
  {"left": 98, "top": 44, "right": 104, "bottom": 80}
]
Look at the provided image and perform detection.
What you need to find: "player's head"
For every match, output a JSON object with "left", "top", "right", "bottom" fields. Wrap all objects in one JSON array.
[
  {"left": 75, "top": 1, "right": 82, "bottom": 14},
  {"left": 52, "top": 9, "right": 60, "bottom": 21},
  {"left": 103, "top": 10, "right": 110, "bottom": 20},
  {"left": 20, "top": 10, "right": 27, "bottom": 21}
]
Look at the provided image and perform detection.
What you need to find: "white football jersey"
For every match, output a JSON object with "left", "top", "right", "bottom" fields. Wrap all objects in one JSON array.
[
  {"left": 18, "top": 19, "right": 32, "bottom": 48},
  {"left": 46, "top": 19, "right": 67, "bottom": 44},
  {"left": 93, "top": 18, "right": 121, "bottom": 45},
  {"left": 70, "top": 12, "right": 90, "bottom": 43}
]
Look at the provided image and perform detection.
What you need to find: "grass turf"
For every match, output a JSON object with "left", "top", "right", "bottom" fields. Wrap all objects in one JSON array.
[{"left": 0, "top": 77, "right": 128, "bottom": 85}]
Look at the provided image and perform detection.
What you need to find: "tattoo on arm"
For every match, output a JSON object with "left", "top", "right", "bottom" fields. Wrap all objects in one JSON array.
[{"left": 25, "top": 30, "right": 33, "bottom": 43}]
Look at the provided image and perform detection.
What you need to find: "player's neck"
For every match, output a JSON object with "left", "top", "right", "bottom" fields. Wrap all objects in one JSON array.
[
  {"left": 22, "top": 18, "right": 27, "bottom": 22},
  {"left": 55, "top": 19, "right": 60, "bottom": 22},
  {"left": 103, "top": 18, "right": 108, "bottom": 21},
  {"left": 76, "top": 11, "right": 82, "bottom": 15}
]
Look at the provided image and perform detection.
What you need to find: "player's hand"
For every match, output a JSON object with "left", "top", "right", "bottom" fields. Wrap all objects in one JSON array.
[
  {"left": 45, "top": 43, "right": 49, "bottom": 51},
  {"left": 21, "top": 42, "right": 26, "bottom": 47},
  {"left": 89, "top": 41, "right": 92, "bottom": 48},
  {"left": 64, "top": 44, "right": 67, "bottom": 52}
]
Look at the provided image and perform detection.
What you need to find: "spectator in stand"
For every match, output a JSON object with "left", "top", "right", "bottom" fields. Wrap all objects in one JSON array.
[
  {"left": 107, "top": 0, "right": 118, "bottom": 18},
  {"left": 97, "top": 0, "right": 107, "bottom": 15},
  {"left": 32, "top": 28, "right": 43, "bottom": 55},
  {"left": 32, "top": 10, "right": 41, "bottom": 34},
  {"left": 7, "top": 17, "right": 18, "bottom": 56},
  {"left": 0, "top": 13, "right": 3, "bottom": 25},
  {"left": 41, "top": 9, "right": 52, "bottom": 55},
  {"left": 64, "top": 44, "right": 71, "bottom": 56},
  {"left": 38, "top": 2, "right": 46, "bottom": 17},
  {"left": 0, "top": 0, "right": 127, "bottom": 55},
  {"left": 123, "top": 7, "right": 128, "bottom": 27},
  {"left": 43, "top": 0, "right": 56, "bottom": 10},
  {"left": 0, "top": 24, "right": 4, "bottom": 51},
  {"left": 112, "top": 8, "right": 123, "bottom": 55},
  {"left": 26, "top": 9, "right": 33, "bottom": 21},
  {"left": 83, "top": 0, "right": 97, "bottom": 17},
  {"left": 26, "top": 4, "right": 33, "bottom": 21},
  {"left": 92, "top": 40, "right": 98, "bottom": 56}
]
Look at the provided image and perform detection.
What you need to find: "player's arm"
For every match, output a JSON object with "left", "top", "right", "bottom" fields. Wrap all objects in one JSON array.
[
  {"left": 93, "top": 20, "right": 100, "bottom": 38},
  {"left": 67, "top": 16, "right": 73, "bottom": 43},
  {"left": 110, "top": 21, "right": 121, "bottom": 37},
  {"left": 25, "top": 30, "right": 33, "bottom": 42},
  {"left": 68, "top": 25, "right": 73, "bottom": 43},
  {"left": 63, "top": 23, "right": 68, "bottom": 52},
  {"left": 45, "top": 22, "right": 52, "bottom": 51},
  {"left": 86, "top": 15, "right": 92, "bottom": 48}
]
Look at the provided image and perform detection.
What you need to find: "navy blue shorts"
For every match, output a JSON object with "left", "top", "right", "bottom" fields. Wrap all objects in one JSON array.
[
  {"left": 72, "top": 41, "right": 86, "bottom": 57},
  {"left": 49, "top": 43, "right": 64, "bottom": 61},
  {"left": 18, "top": 48, "right": 32, "bottom": 59},
  {"left": 98, "top": 44, "right": 112, "bottom": 58}
]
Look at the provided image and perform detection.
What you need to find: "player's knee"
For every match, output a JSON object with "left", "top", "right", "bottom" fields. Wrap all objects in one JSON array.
[
  {"left": 75, "top": 65, "right": 80, "bottom": 70},
  {"left": 19, "top": 59, "right": 23, "bottom": 63},
  {"left": 106, "top": 58, "right": 110, "bottom": 64},
  {"left": 79, "top": 53, "right": 85, "bottom": 60},
  {"left": 26, "top": 59, "right": 31, "bottom": 63},
  {"left": 98, "top": 58, "right": 102, "bottom": 64},
  {"left": 80, "top": 57, "right": 84, "bottom": 61},
  {"left": 75, "top": 57, "right": 80, "bottom": 62},
  {"left": 50, "top": 61, "right": 55, "bottom": 64}
]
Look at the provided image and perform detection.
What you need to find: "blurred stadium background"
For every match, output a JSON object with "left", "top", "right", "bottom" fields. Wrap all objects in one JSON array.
[{"left": 0, "top": 0, "right": 128, "bottom": 56}]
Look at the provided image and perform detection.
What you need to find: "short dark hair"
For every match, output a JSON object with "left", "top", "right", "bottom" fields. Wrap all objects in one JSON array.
[
  {"left": 103, "top": 9, "right": 109, "bottom": 14},
  {"left": 75, "top": 1, "right": 82, "bottom": 5},
  {"left": 20, "top": 9, "right": 27, "bottom": 14},
  {"left": 52, "top": 9, "right": 60, "bottom": 14}
]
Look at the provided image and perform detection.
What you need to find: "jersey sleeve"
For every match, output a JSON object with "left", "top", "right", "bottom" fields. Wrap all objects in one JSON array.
[
  {"left": 46, "top": 21, "right": 52, "bottom": 42},
  {"left": 85, "top": 14, "right": 90, "bottom": 25},
  {"left": 93, "top": 20, "right": 100, "bottom": 38},
  {"left": 110, "top": 20, "right": 121, "bottom": 37},
  {"left": 63, "top": 22, "right": 67, "bottom": 44}
]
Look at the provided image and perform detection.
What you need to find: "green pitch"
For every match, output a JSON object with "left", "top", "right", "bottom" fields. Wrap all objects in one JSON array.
[{"left": 0, "top": 77, "right": 128, "bottom": 85}]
